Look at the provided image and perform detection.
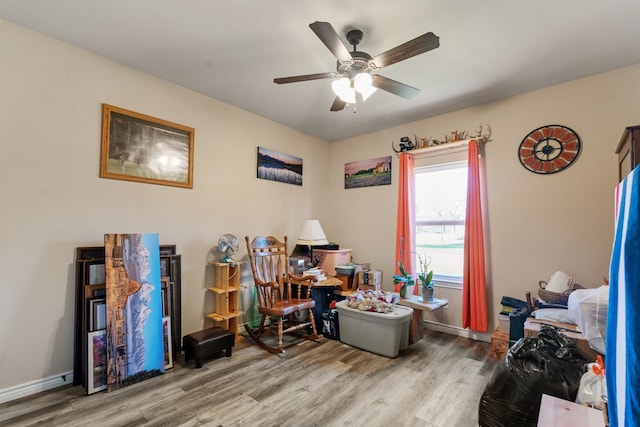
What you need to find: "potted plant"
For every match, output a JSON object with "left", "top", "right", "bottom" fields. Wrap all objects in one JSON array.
[
  {"left": 417, "top": 254, "right": 435, "bottom": 302},
  {"left": 393, "top": 261, "right": 415, "bottom": 299}
]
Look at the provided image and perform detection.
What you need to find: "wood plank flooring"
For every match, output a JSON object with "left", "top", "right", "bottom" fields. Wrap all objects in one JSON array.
[{"left": 0, "top": 329, "right": 499, "bottom": 427}]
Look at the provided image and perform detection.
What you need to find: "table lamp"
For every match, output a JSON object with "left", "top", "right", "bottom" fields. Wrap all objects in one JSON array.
[{"left": 296, "top": 219, "right": 328, "bottom": 258}]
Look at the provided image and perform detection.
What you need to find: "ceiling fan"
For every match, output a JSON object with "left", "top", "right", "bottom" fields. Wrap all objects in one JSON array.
[{"left": 274, "top": 21, "right": 440, "bottom": 111}]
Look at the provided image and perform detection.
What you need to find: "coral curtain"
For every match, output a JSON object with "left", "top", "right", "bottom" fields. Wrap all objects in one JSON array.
[
  {"left": 395, "top": 152, "right": 417, "bottom": 293},
  {"left": 462, "top": 140, "right": 488, "bottom": 331}
]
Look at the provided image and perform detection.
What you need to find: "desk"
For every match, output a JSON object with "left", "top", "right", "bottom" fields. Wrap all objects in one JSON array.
[
  {"left": 396, "top": 295, "right": 448, "bottom": 344},
  {"left": 290, "top": 276, "right": 342, "bottom": 333},
  {"left": 309, "top": 277, "right": 342, "bottom": 332}
]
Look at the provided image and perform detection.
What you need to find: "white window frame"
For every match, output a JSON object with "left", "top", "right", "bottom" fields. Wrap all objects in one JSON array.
[{"left": 412, "top": 142, "right": 469, "bottom": 288}]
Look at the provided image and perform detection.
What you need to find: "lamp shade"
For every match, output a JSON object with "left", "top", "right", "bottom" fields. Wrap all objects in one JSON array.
[
  {"left": 331, "top": 77, "right": 356, "bottom": 104},
  {"left": 354, "top": 72, "right": 377, "bottom": 101},
  {"left": 296, "top": 219, "right": 329, "bottom": 245}
]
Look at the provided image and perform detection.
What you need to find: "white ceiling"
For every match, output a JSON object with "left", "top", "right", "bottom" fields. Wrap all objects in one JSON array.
[{"left": 2, "top": 1, "right": 639, "bottom": 142}]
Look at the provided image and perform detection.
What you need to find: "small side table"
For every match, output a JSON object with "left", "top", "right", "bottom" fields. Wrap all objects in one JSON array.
[{"left": 396, "top": 295, "right": 448, "bottom": 344}]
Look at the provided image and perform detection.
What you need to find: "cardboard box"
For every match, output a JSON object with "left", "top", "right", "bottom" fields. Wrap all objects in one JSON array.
[
  {"left": 335, "top": 274, "right": 354, "bottom": 291},
  {"left": 358, "top": 283, "right": 381, "bottom": 292},
  {"left": 524, "top": 318, "right": 600, "bottom": 362},
  {"left": 490, "top": 327, "right": 510, "bottom": 359},
  {"left": 312, "top": 249, "right": 351, "bottom": 276},
  {"left": 358, "top": 270, "right": 383, "bottom": 285}
]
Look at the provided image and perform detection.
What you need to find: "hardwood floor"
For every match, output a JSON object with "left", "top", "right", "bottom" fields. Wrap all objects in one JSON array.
[{"left": 0, "top": 329, "right": 499, "bottom": 427}]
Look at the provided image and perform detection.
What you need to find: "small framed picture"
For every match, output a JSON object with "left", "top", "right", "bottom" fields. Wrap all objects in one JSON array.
[
  {"left": 89, "top": 298, "right": 106, "bottom": 331},
  {"left": 159, "top": 245, "right": 177, "bottom": 256},
  {"left": 87, "top": 330, "right": 107, "bottom": 394},
  {"left": 257, "top": 146, "right": 303, "bottom": 186},
  {"left": 344, "top": 155, "right": 392, "bottom": 189},
  {"left": 161, "top": 277, "right": 171, "bottom": 317},
  {"left": 85, "top": 261, "right": 106, "bottom": 285},
  {"left": 163, "top": 316, "right": 173, "bottom": 369},
  {"left": 160, "top": 257, "right": 170, "bottom": 277}
]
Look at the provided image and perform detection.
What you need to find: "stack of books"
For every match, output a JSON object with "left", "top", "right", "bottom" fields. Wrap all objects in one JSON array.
[{"left": 302, "top": 267, "right": 326, "bottom": 281}]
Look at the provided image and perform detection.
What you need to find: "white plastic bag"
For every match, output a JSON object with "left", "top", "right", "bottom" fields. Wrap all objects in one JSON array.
[
  {"left": 567, "top": 285, "right": 608, "bottom": 354},
  {"left": 576, "top": 356, "right": 606, "bottom": 408}
]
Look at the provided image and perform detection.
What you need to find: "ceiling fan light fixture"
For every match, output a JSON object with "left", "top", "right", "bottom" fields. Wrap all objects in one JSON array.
[
  {"left": 354, "top": 72, "right": 377, "bottom": 101},
  {"left": 332, "top": 77, "right": 356, "bottom": 103}
]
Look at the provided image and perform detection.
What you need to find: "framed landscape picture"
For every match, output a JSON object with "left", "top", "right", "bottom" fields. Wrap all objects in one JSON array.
[
  {"left": 104, "top": 233, "right": 165, "bottom": 392},
  {"left": 257, "top": 146, "right": 303, "bottom": 186},
  {"left": 100, "top": 104, "right": 195, "bottom": 188},
  {"left": 345, "top": 156, "right": 392, "bottom": 189},
  {"left": 87, "top": 330, "right": 107, "bottom": 394}
]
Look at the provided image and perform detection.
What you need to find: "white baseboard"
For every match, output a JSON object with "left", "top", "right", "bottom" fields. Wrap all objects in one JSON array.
[
  {"left": 0, "top": 371, "right": 73, "bottom": 404},
  {"left": 424, "top": 320, "right": 492, "bottom": 343}
]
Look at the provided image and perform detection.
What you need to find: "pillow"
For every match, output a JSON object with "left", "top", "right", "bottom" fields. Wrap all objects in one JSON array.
[
  {"left": 545, "top": 271, "right": 573, "bottom": 293},
  {"left": 532, "top": 308, "right": 574, "bottom": 324}
]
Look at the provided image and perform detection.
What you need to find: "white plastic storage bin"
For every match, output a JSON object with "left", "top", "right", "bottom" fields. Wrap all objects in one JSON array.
[{"left": 336, "top": 300, "right": 413, "bottom": 358}]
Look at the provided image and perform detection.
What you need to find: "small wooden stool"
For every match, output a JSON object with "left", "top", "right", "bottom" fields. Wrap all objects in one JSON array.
[{"left": 183, "top": 327, "right": 235, "bottom": 368}]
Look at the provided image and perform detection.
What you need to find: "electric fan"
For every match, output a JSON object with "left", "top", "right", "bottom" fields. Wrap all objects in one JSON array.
[{"left": 218, "top": 234, "right": 239, "bottom": 265}]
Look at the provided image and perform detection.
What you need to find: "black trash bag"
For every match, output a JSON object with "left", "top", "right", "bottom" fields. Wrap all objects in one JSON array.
[{"left": 478, "top": 326, "right": 588, "bottom": 427}]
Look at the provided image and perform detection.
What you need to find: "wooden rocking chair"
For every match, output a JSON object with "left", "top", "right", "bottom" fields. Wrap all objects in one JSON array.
[{"left": 244, "top": 235, "right": 321, "bottom": 353}]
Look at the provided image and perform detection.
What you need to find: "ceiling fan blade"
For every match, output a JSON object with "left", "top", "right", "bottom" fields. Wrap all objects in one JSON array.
[
  {"left": 309, "top": 21, "right": 352, "bottom": 63},
  {"left": 274, "top": 72, "right": 337, "bottom": 84},
  {"left": 330, "top": 97, "right": 347, "bottom": 112},
  {"left": 371, "top": 75, "right": 420, "bottom": 99},
  {"left": 372, "top": 32, "right": 440, "bottom": 68}
]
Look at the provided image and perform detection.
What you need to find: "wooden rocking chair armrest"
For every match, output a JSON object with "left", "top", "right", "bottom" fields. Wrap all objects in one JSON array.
[
  {"left": 253, "top": 277, "right": 279, "bottom": 288},
  {"left": 288, "top": 273, "right": 317, "bottom": 287}
]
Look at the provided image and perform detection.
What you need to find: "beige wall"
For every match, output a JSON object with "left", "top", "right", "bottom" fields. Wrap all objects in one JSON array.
[
  {"left": 330, "top": 64, "right": 640, "bottom": 332},
  {"left": 0, "top": 19, "right": 330, "bottom": 392},
  {"left": 1, "top": 16, "right": 639, "bottom": 398}
]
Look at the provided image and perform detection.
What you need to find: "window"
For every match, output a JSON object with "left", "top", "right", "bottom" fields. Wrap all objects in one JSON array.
[{"left": 415, "top": 160, "right": 468, "bottom": 285}]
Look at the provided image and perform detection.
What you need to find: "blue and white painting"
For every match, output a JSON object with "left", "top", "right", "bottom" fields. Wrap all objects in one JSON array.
[
  {"left": 104, "top": 233, "right": 164, "bottom": 392},
  {"left": 257, "top": 146, "right": 303, "bottom": 186}
]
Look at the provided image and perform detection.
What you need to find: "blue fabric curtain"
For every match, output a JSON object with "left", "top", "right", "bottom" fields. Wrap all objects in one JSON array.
[{"left": 606, "top": 167, "right": 640, "bottom": 427}]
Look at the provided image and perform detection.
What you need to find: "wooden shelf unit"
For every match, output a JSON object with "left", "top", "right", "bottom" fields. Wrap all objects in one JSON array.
[{"left": 206, "top": 262, "right": 243, "bottom": 339}]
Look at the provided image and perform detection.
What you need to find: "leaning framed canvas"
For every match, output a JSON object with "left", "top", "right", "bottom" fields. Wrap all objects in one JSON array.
[
  {"left": 163, "top": 316, "right": 173, "bottom": 369},
  {"left": 257, "top": 146, "right": 303, "bottom": 186},
  {"left": 87, "top": 330, "right": 107, "bottom": 394},
  {"left": 344, "top": 156, "right": 392, "bottom": 189},
  {"left": 88, "top": 298, "right": 106, "bottom": 331},
  {"left": 160, "top": 277, "right": 171, "bottom": 317},
  {"left": 104, "top": 233, "right": 165, "bottom": 392},
  {"left": 100, "top": 104, "right": 195, "bottom": 188}
]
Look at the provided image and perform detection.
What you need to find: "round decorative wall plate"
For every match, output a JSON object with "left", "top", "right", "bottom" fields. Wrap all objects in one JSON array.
[{"left": 518, "top": 125, "right": 581, "bottom": 174}]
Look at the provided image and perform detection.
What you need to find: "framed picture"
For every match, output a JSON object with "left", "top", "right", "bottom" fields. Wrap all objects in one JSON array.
[
  {"left": 160, "top": 277, "right": 171, "bottom": 317},
  {"left": 84, "top": 261, "right": 105, "bottom": 285},
  {"left": 160, "top": 257, "right": 170, "bottom": 277},
  {"left": 100, "top": 104, "right": 195, "bottom": 188},
  {"left": 89, "top": 298, "right": 106, "bottom": 331},
  {"left": 87, "top": 330, "right": 107, "bottom": 394},
  {"left": 257, "top": 146, "right": 303, "bottom": 186},
  {"left": 163, "top": 316, "right": 174, "bottom": 369},
  {"left": 344, "top": 155, "right": 392, "bottom": 189},
  {"left": 159, "top": 245, "right": 177, "bottom": 256}
]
